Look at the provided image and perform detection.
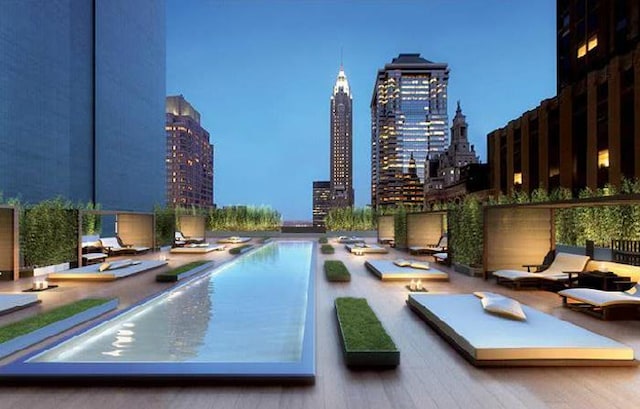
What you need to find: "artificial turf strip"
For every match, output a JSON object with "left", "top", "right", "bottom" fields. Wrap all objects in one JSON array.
[
  {"left": 0, "top": 298, "right": 112, "bottom": 344},
  {"left": 324, "top": 260, "right": 351, "bottom": 282},
  {"left": 158, "top": 261, "right": 208, "bottom": 276},
  {"left": 230, "top": 244, "right": 253, "bottom": 254},
  {"left": 320, "top": 244, "right": 335, "bottom": 254},
  {"left": 335, "top": 297, "right": 397, "bottom": 352}
]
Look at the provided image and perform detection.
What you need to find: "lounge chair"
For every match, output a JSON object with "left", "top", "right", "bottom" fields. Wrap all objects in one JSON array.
[
  {"left": 558, "top": 283, "right": 640, "bottom": 320},
  {"left": 217, "top": 236, "right": 251, "bottom": 244},
  {"left": 170, "top": 243, "right": 225, "bottom": 253},
  {"left": 407, "top": 293, "right": 636, "bottom": 366},
  {"left": 493, "top": 252, "right": 590, "bottom": 290},
  {"left": 409, "top": 234, "right": 448, "bottom": 255},
  {"left": 174, "top": 231, "right": 205, "bottom": 247},
  {"left": 100, "top": 237, "right": 150, "bottom": 256},
  {"left": 365, "top": 260, "right": 449, "bottom": 281},
  {"left": 345, "top": 243, "right": 388, "bottom": 255},
  {"left": 81, "top": 235, "right": 108, "bottom": 265},
  {"left": 336, "top": 236, "right": 365, "bottom": 244}
]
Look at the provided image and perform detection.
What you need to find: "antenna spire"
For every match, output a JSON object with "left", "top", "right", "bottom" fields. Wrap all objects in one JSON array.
[{"left": 340, "top": 47, "right": 343, "bottom": 69}]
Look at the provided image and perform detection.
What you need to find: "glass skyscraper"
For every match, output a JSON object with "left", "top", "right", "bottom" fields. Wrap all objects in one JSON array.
[
  {"left": 330, "top": 66, "right": 354, "bottom": 208},
  {"left": 0, "top": 0, "right": 165, "bottom": 211},
  {"left": 371, "top": 54, "right": 449, "bottom": 208}
]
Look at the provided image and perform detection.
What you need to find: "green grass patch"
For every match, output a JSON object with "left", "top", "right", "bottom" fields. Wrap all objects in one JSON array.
[
  {"left": 324, "top": 260, "right": 351, "bottom": 282},
  {"left": 230, "top": 244, "right": 253, "bottom": 255},
  {"left": 0, "top": 298, "right": 112, "bottom": 344},
  {"left": 335, "top": 297, "right": 397, "bottom": 352},
  {"left": 318, "top": 237, "right": 328, "bottom": 244},
  {"left": 159, "top": 261, "right": 208, "bottom": 277},
  {"left": 320, "top": 244, "right": 335, "bottom": 254}
]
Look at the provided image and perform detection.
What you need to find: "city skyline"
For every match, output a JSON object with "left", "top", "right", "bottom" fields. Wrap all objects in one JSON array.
[{"left": 166, "top": 0, "right": 556, "bottom": 219}]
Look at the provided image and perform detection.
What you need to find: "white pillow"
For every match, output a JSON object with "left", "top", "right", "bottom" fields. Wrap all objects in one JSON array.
[
  {"left": 480, "top": 296, "right": 527, "bottom": 321},
  {"left": 409, "top": 261, "right": 430, "bottom": 270},
  {"left": 394, "top": 259, "right": 410, "bottom": 267}
]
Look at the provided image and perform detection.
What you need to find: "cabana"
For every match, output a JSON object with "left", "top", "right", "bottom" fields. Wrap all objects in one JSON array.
[
  {"left": 0, "top": 206, "right": 19, "bottom": 281},
  {"left": 77, "top": 210, "right": 156, "bottom": 264},
  {"left": 377, "top": 215, "right": 394, "bottom": 244},
  {"left": 406, "top": 211, "right": 446, "bottom": 255},
  {"left": 483, "top": 194, "right": 640, "bottom": 285},
  {"left": 176, "top": 214, "right": 207, "bottom": 244}
]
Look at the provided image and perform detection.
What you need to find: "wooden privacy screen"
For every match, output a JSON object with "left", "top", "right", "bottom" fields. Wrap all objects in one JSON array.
[
  {"left": 0, "top": 207, "right": 18, "bottom": 280},
  {"left": 484, "top": 207, "right": 553, "bottom": 273},
  {"left": 117, "top": 213, "right": 155, "bottom": 249},
  {"left": 406, "top": 212, "right": 445, "bottom": 248},
  {"left": 178, "top": 215, "right": 206, "bottom": 239},
  {"left": 377, "top": 216, "right": 394, "bottom": 241}
]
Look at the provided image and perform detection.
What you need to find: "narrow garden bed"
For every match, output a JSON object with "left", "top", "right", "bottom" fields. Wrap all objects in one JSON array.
[
  {"left": 0, "top": 298, "right": 117, "bottom": 359},
  {"left": 334, "top": 297, "right": 399, "bottom": 367},
  {"left": 320, "top": 244, "right": 335, "bottom": 254},
  {"left": 230, "top": 244, "right": 254, "bottom": 255},
  {"left": 324, "top": 260, "right": 351, "bottom": 282},
  {"left": 156, "top": 260, "right": 212, "bottom": 282}
]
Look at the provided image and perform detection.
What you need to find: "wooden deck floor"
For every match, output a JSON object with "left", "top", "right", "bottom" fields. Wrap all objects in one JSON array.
[{"left": 0, "top": 238, "right": 639, "bottom": 409}]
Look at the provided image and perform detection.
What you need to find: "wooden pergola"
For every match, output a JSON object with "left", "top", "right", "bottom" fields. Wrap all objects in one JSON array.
[{"left": 482, "top": 194, "right": 640, "bottom": 279}]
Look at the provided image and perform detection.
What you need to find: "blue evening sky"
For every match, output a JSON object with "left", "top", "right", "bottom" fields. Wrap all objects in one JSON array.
[{"left": 166, "top": 0, "right": 556, "bottom": 220}]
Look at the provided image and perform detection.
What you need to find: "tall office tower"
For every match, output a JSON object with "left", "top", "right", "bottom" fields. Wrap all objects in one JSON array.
[
  {"left": 312, "top": 181, "right": 331, "bottom": 227},
  {"left": 330, "top": 66, "right": 354, "bottom": 208},
  {"left": 488, "top": 1, "right": 640, "bottom": 196},
  {"left": 166, "top": 95, "right": 214, "bottom": 208},
  {"left": 371, "top": 54, "right": 449, "bottom": 208},
  {"left": 0, "top": 0, "right": 165, "bottom": 211}
]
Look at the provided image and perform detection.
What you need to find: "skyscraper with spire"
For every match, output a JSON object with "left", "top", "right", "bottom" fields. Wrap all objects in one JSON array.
[{"left": 329, "top": 65, "right": 354, "bottom": 208}]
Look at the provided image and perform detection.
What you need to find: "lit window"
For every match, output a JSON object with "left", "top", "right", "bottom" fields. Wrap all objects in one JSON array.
[
  {"left": 588, "top": 35, "right": 598, "bottom": 51},
  {"left": 577, "top": 43, "right": 587, "bottom": 58},
  {"left": 514, "top": 172, "right": 522, "bottom": 185},
  {"left": 598, "top": 149, "right": 609, "bottom": 168}
]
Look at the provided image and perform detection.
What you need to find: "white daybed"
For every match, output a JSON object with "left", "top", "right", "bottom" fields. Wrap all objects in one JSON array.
[{"left": 407, "top": 293, "right": 636, "bottom": 366}]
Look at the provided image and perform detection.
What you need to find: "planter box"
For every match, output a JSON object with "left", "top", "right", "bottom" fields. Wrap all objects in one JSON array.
[
  {"left": 230, "top": 245, "right": 254, "bottom": 255},
  {"left": 335, "top": 302, "right": 399, "bottom": 368},
  {"left": 453, "top": 262, "right": 483, "bottom": 277},
  {"left": 156, "top": 261, "right": 215, "bottom": 283},
  {"left": 0, "top": 299, "right": 118, "bottom": 359},
  {"left": 33, "top": 262, "right": 70, "bottom": 277}
]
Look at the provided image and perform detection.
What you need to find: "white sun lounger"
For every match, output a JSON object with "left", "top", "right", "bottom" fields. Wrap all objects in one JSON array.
[
  {"left": 558, "top": 283, "right": 640, "bottom": 320},
  {"left": 493, "top": 252, "right": 590, "bottom": 289}
]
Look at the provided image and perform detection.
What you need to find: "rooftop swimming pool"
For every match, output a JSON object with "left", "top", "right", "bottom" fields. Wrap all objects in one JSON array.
[{"left": 0, "top": 241, "right": 316, "bottom": 383}]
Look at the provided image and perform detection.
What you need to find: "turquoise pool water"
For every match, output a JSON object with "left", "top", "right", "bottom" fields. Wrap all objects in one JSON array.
[{"left": 30, "top": 241, "right": 313, "bottom": 365}]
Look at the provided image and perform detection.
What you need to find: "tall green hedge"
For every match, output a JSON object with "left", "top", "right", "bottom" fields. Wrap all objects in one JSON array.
[
  {"left": 207, "top": 205, "right": 281, "bottom": 231},
  {"left": 325, "top": 207, "right": 375, "bottom": 231},
  {"left": 154, "top": 205, "right": 177, "bottom": 246},
  {"left": 449, "top": 196, "right": 483, "bottom": 266},
  {"left": 22, "top": 198, "right": 79, "bottom": 267}
]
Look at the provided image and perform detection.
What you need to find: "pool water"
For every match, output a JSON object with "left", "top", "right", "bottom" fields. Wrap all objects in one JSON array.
[{"left": 0, "top": 241, "right": 316, "bottom": 381}]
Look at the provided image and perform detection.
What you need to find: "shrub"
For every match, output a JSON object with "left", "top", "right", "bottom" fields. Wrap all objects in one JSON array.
[
  {"left": 230, "top": 244, "right": 253, "bottom": 254},
  {"left": 335, "top": 297, "right": 397, "bottom": 351},
  {"left": 324, "top": 260, "right": 350, "bottom": 282},
  {"left": 207, "top": 205, "right": 281, "bottom": 231},
  {"left": 320, "top": 244, "right": 335, "bottom": 254},
  {"left": 325, "top": 207, "right": 375, "bottom": 231},
  {"left": 318, "top": 237, "right": 328, "bottom": 244}
]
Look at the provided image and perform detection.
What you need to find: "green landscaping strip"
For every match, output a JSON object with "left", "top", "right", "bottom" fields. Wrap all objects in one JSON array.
[
  {"left": 335, "top": 297, "right": 397, "bottom": 351},
  {"left": 324, "top": 260, "right": 351, "bottom": 282},
  {"left": 230, "top": 244, "right": 253, "bottom": 254},
  {"left": 159, "top": 261, "right": 208, "bottom": 277},
  {"left": 320, "top": 244, "right": 335, "bottom": 254},
  {"left": 318, "top": 237, "right": 328, "bottom": 244},
  {"left": 0, "top": 298, "right": 111, "bottom": 344}
]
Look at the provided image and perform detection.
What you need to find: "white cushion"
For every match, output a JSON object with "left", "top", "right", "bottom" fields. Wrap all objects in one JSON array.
[
  {"left": 394, "top": 259, "right": 410, "bottom": 267},
  {"left": 545, "top": 252, "right": 590, "bottom": 275},
  {"left": 410, "top": 261, "right": 430, "bottom": 270},
  {"left": 481, "top": 296, "right": 527, "bottom": 321},
  {"left": 100, "top": 237, "right": 121, "bottom": 249}
]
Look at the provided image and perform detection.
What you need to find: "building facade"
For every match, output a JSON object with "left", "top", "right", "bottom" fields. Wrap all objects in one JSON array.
[
  {"left": 0, "top": 0, "right": 165, "bottom": 211},
  {"left": 371, "top": 54, "right": 449, "bottom": 208},
  {"left": 312, "top": 181, "right": 331, "bottom": 227},
  {"left": 166, "top": 95, "right": 214, "bottom": 208},
  {"left": 424, "top": 102, "right": 479, "bottom": 198},
  {"left": 488, "top": 0, "right": 640, "bottom": 196},
  {"left": 330, "top": 66, "right": 354, "bottom": 208}
]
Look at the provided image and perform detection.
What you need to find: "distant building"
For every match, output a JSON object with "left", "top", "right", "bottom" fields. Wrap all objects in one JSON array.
[
  {"left": 312, "top": 181, "right": 331, "bottom": 227},
  {"left": 166, "top": 95, "right": 214, "bottom": 207},
  {"left": 330, "top": 66, "right": 354, "bottom": 208},
  {"left": 424, "top": 102, "right": 481, "bottom": 205},
  {"left": 0, "top": 0, "right": 166, "bottom": 211},
  {"left": 488, "top": 0, "right": 640, "bottom": 196},
  {"left": 371, "top": 53, "right": 449, "bottom": 208}
]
